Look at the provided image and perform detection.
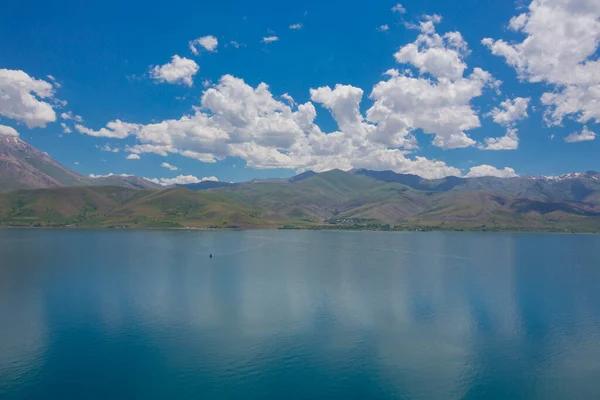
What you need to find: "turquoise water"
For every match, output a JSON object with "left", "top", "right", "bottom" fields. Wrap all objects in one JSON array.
[{"left": 1, "top": 230, "right": 600, "bottom": 399}]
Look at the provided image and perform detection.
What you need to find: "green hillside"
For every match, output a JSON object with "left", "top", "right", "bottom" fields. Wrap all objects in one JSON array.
[{"left": 1, "top": 170, "right": 600, "bottom": 232}]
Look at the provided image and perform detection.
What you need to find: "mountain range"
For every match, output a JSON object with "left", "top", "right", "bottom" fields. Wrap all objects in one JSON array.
[{"left": 1, "top": 136, "right": 599, "bottom": 232}]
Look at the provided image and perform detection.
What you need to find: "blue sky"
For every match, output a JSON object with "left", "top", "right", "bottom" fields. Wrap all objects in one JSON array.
[{"left": 1, "top": 0, "right": 599, "bottom": 184}]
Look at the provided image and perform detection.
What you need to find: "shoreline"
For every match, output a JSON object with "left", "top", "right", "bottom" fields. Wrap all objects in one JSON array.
[{"left": 1, "top": 224, "right": 598, "bottom": 234}]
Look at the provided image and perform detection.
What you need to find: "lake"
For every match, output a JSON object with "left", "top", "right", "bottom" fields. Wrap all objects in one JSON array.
[{"left": 1, "top": 230, "right": 599, "bottom": 399}]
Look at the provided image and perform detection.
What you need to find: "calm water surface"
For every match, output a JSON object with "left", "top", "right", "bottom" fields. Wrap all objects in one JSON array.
[{"left": 1, "top": 230, "right": 600, "bottom": 399}]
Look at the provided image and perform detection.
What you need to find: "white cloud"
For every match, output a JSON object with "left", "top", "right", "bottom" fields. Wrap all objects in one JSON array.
[
  {"left": 146, "top": 175, "right": 218, "bottom": 186},
  {"left": 149, "top": 55, "right": 199, "bottom": 87},
  {"left": 161, "top": 162, "right": 178, "bottom": 171},
  {"left": 75, "top": 120, "right": 141, "bottom": 139},
  {"left": 60, "top": 111, "right": 83, "bottom": 122},
  {"left": 281, "top": 93, "right": 295, "bottom": 105},
  {"left": 262, "top": 36, "right": 279, "bottom": 44},
  {"left": 74, "top": 161, "right": 79, "bottom": 165},
  {"left": 126, "top": 154, "right": 141, "bottom": 160},
  {"left": 0, "top": 69, "right": 56, "bottom": 128},
  {"left": 482, "top": 0, "right": 600, "bottom": 127},
  {"left": 289, "top": 23, "right": 303, "bottom": 30},
  {"left": 466, "top": 165, "right": 518, "bottom": 178},
  {"left": 391, "top": 3, "right": 406, "bottom": 13},
  {"left": 361, "top": 17, "right": 500, "bottom": 150},
  {"left": 479, "top": 128, "right": 519, "bottom": 150},
  {"left": 394, "top": 23, "right": 468, "bottom": 80},
  {"left": 189, "top": 36, "right": 218, "bottom": 55},
  {"left": 76, "top": 73, "right": 464, "bottom": 179},
  {"left": 378, "top": 24, "right": 390, "bottom": 32},
  {"left": 406, "top": 14, "right": 442, "bottom": 34},
  {"left": 480, "top": 97, "right": 529, "bottom": 150},
  {"left": 0, "top": 125, "right": 19, "bottom": 136},
  {"left": 89, "top": 173, "right": 132, "bottom": 178},
  {"left": 367, "top": 72, "right": 490, "bottom": 149},
  {"left": 60, "top": 122, "right": 72, "bottom": 133},
  {"left": 229, "top": 41, "right": 242, "bottom": 48},
  {"left": 100, "top": 144, "right": 120, "bottom": 153},
  {"left": 564, "top": 126, "right": 596, "bottom": 143},
  {"left": 486, "top": 97, "right": 530, "bottom": 126},
  {"left": 45, "top": 74, "right": 61, "bottom": 88}
]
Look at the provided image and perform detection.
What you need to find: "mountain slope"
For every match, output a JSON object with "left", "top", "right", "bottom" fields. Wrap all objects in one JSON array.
[
  {"left": 0, "top": 136, "right": 160, "bottom": 191},
  {"left": 213, "top": 169, "right": 411, "bottom": 221},
  {"left": 0, "top": 135, "right": 84, "bottom": 191},
  {"left": 109, "top": 187, "right": 269, "bottom": 228},
  {"left": 0, "top": 186, "right": 153, "bottom": 224},
  {"left": 0, "top": 186, "right": 278, "bottom": 228}
]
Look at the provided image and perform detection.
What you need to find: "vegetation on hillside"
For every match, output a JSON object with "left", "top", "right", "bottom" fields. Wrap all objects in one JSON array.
[{"left": 1, "top": 169, "right": 600, "bottom": 232}]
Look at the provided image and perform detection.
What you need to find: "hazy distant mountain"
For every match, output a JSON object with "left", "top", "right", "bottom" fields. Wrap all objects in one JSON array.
[
  {"left": 352, "top": 168, "right": 600, "bottom": 203},
  {"left": 87, "top": 175, "right": 163, "bottom": 190},
  {"left": 288, "top": 170, "right": 317, "bottom": 182},
  {"left": 177, "top": 181, "right": 237, "bottom": 190},
  {"left": 0, "top": 136, "right": 160, "bottom": 192}
]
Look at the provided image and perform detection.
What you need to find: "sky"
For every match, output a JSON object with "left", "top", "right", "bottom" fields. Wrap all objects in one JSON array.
[{"left": 1, "top": 0, "right": 599, "bottom": 184}]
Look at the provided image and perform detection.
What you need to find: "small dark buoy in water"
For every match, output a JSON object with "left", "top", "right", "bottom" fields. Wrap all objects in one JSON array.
[{"left": 209, "top": 254, "right": 213, "bottom": 258}]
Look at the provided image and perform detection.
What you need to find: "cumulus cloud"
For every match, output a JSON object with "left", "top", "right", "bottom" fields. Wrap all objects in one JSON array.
[
  {"left": 0, "top": 69, "right": 57, "bottom": 128},
  {"left": 466, "top": 165, "right": 518, "bottom": 178},
  {"left": 378, "top": 24, "right": 390, "bottom": 32},
  {"left": 60, "top": 122, "right": 72, "bottom": 133},
  {"left": 75, "top": 120, "right": 141, "bottom": 139},
  {"left": 367, "top": 71, "right": 489, "bottom": 149},
  {"left": 481, "top": 97, "right": 529, "bottom": 150},
  {"left": 126, "top": 154, "right": 141, "bottom": 160},
  {"left": 89, "top": 173, "right": 132, "bottom": 178},
  {"left": 161, "top": 162, "right": 178, "bottom": 171},
  {"left": 149, "top": 55, "right": 199, "bottom": 87},
  {"left": 391, "top": 3, "right": 406, "bottom": 13},
  {"left": 280, "top": 93, "right": 295, "bottom": 105},
  {"left": 289, "top": 24, "right": 302, "bottom": 30},
  {"left": 79, "top": 74, "right": 462, "bottom": 178},
  {"left": 564, "top": 126, "right": 596, "bottom": 143},
  {"left": 100, "top": 144, "right": 120, "bottom": 153},
  {"left": 479, "top": 128, "right": 519, "bottom": 151},
  {"left": 60, "top": 111, "right": 83, "bottom": 122},
  {"left": 46, "top": 74, "right": 61, "bottom": 88},
  {"left": 394, "top": 24, "right": 468, "bottom": 80},
  {"left": 482, "top": 0, "right": 600, "bottom": 127},
  {"left": 486, "top": 97, "right": 530, "bottom": 126},
  {"left": 262, "top": 36, "right": 279, "bottom": 43},
  {"left": 146, "top": 175, "right": 218, "bottom": 186},
  {"left": 189, "top": 36, "right": 218, "bottom": 55},
  {"left": 364, "top": 16, "right": 500, "bottom": 149},
  {"left": 0, "top": 125, "right": 19, "bottom": 136}
]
